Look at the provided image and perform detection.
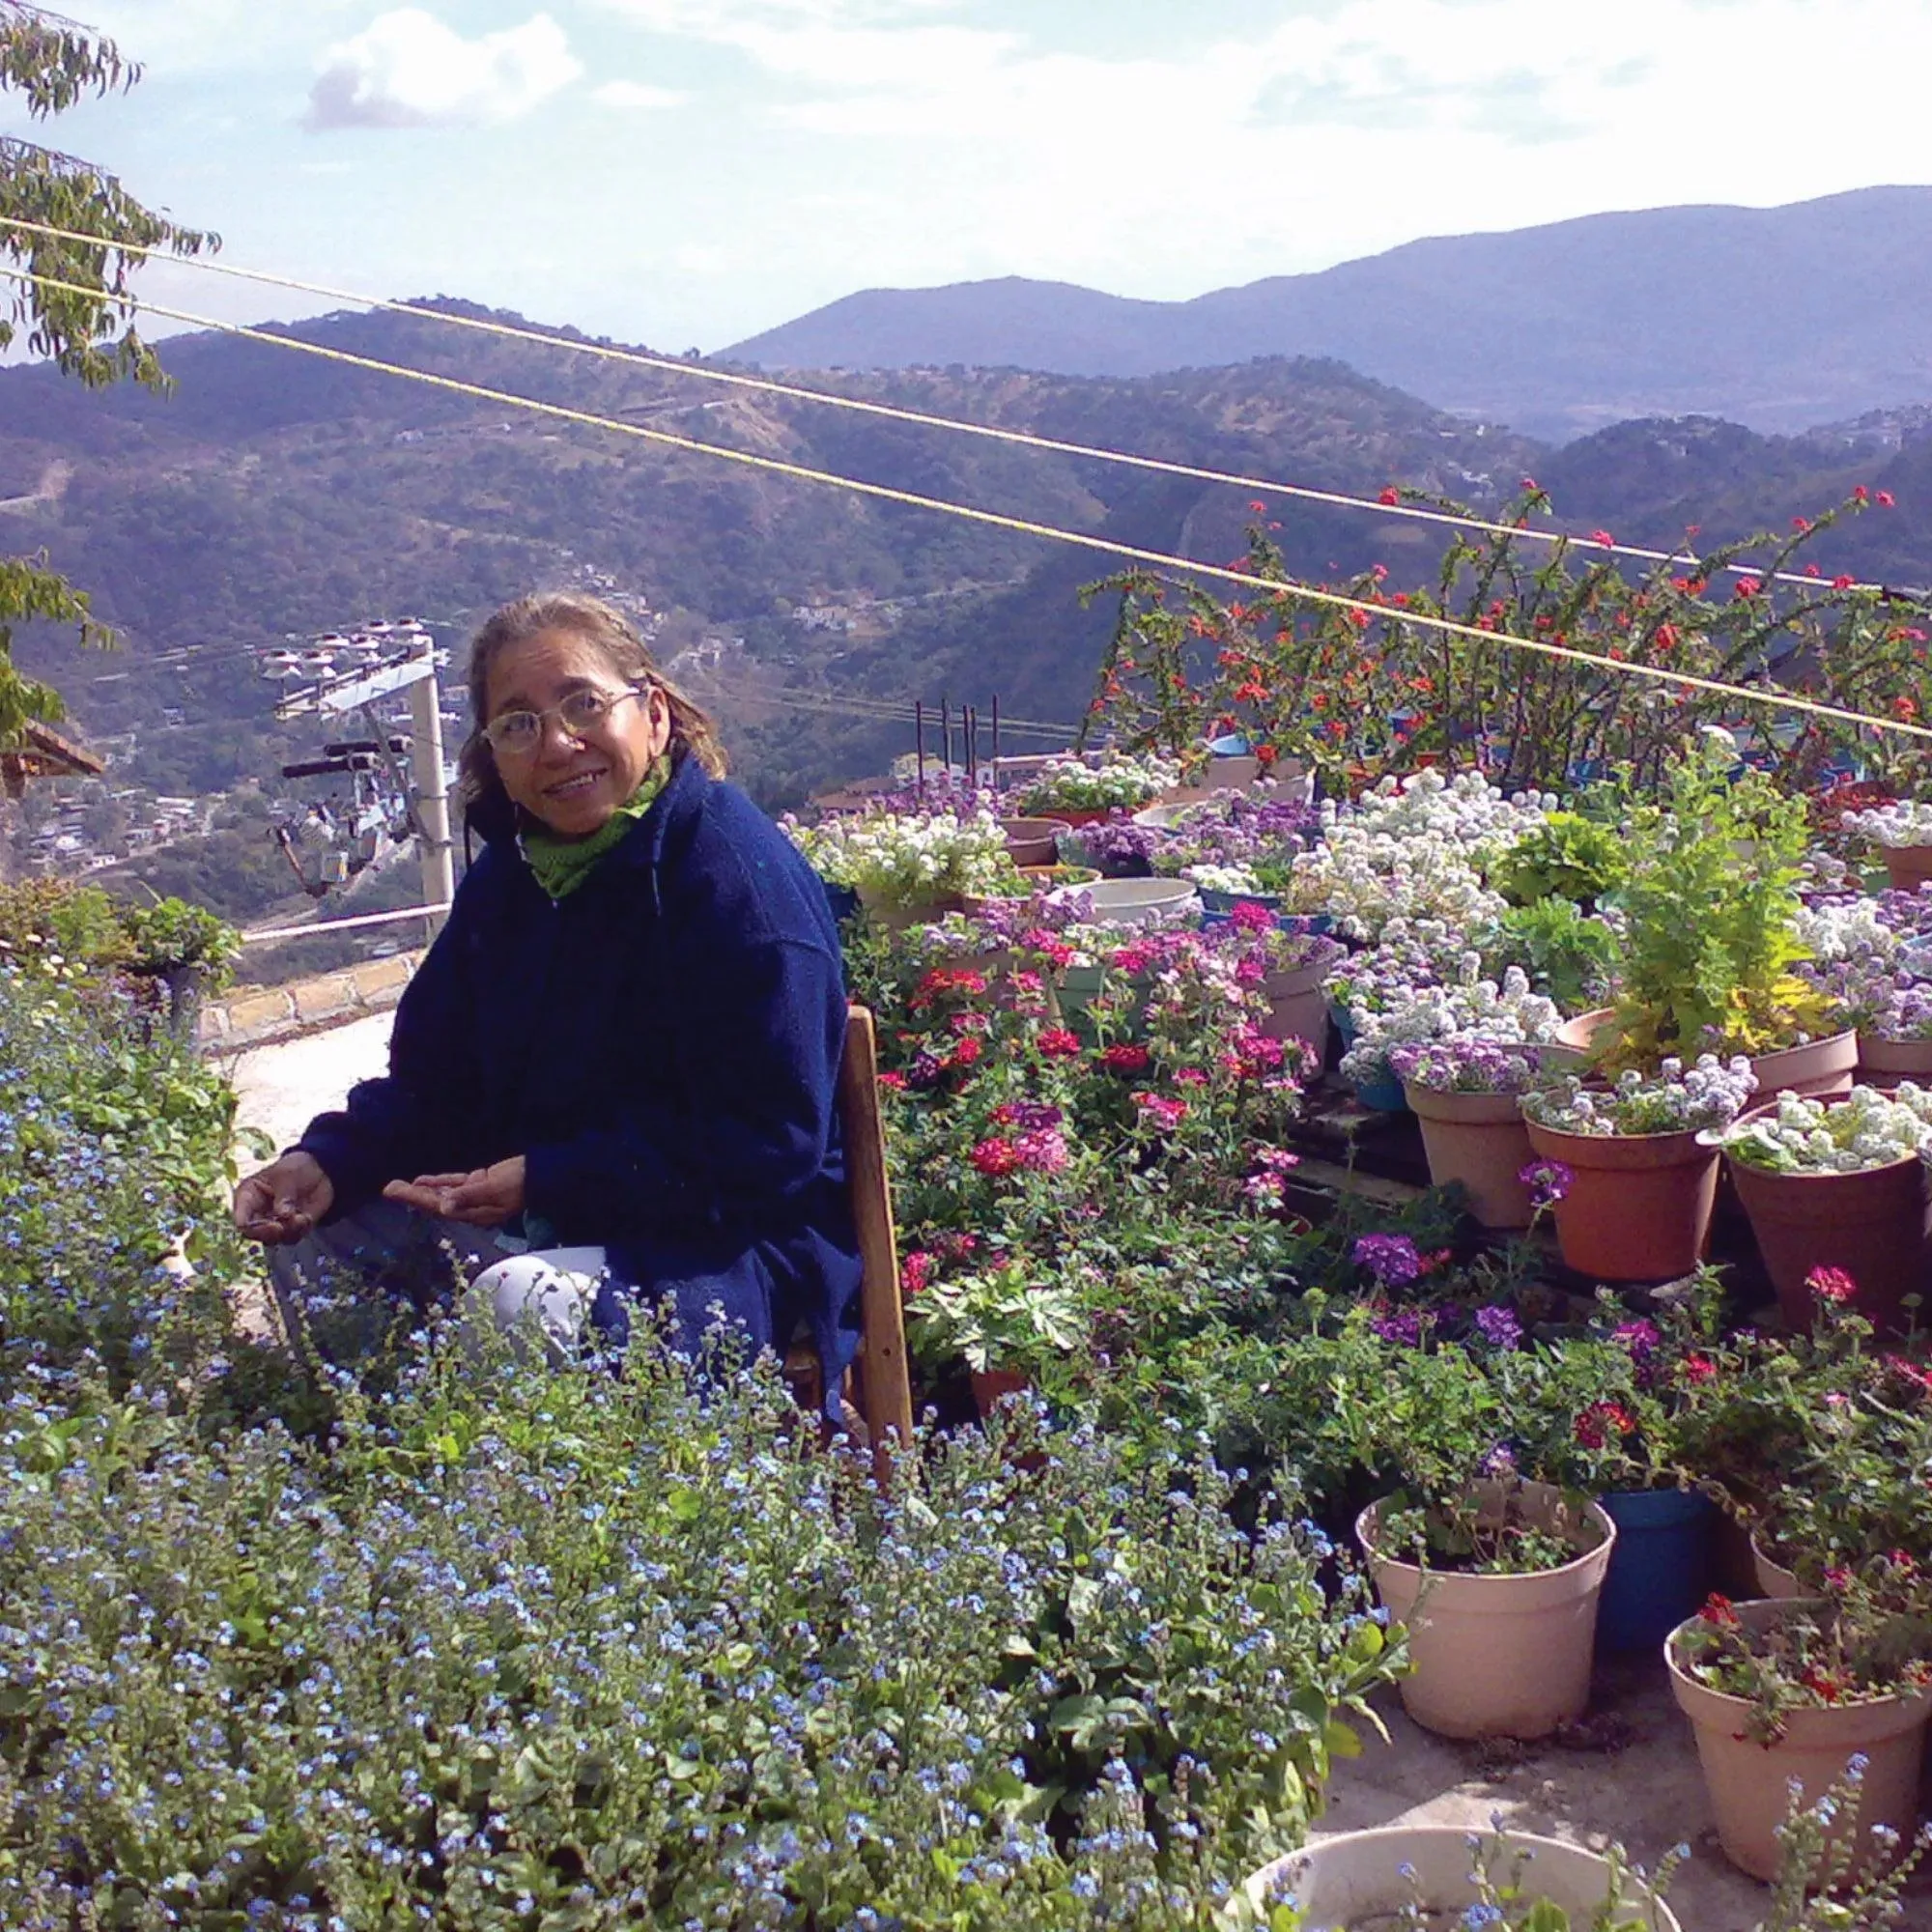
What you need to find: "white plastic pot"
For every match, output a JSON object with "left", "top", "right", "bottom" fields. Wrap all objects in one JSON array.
[
  {"left": 1044, "top": 877, "right": 1198, "bottom": 927},
  {"left": 1242, "top": 1826, "right": 1681, "bottom": 1931}
]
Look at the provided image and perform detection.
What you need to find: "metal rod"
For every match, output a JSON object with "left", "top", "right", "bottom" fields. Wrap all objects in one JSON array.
[
  {"left": 941, "top": 698, "right": 952, "bottom": 777},
  {"left": 241, "top": 900, "right": 453, "bottom": 946},
  {"left": 915, "top": 699, "right": 925, "bottom": 797},
  {"left": 964, "top": 705, "right": 977, "bottom": 786},
  {"left": 990, "top": 695, "right": 1001, "bottom": 789}
]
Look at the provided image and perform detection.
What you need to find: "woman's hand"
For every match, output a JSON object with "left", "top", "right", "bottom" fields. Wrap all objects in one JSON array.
[
  {"left": 384, "top": 1156, "right": 526, "bottom": 1228},
  {"left": 234, "top": 1151, "right": 335, "bottom": 1244}
]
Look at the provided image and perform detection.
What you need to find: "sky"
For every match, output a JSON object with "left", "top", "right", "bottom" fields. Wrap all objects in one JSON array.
[{"left": 7, "top": 0, "right": 1932, "bottom": 355}]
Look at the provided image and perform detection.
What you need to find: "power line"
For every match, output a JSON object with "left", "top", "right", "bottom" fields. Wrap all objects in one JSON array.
[
  {"left": 6, "top": 261, "right": 1930, "bottom": 748},
  {"left": 0, "top": 212, "right": 1888, "bottom": 597}
]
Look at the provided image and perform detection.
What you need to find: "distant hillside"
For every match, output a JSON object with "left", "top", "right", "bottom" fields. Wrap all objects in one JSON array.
[{"left": 724, "top": 187, "right": 1932, "bottom": 442}]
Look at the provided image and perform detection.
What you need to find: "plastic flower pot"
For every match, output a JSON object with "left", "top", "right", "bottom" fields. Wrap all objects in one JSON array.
[
  {"left": 815, "top": 876, "right": 861, "bottom": 923},
  {"left": 1196, "top": 886, "right": 1281, "bottom": 915},
  {"left": 1522, "top": 1118, "right": 1721, "bottom": 1282},
  {"left": 996, "top": 817, "right": 1060, "bottom": 867},
  {"left": 852, "top": 884, "right": 965, "bottom": 932},
  {"left": 1747, "top": 1029, "right": 1858, "bottom": 1102},
  {"left": 1356, "top": 1483, "right": 1616, "bottom": 1739},
  {"left": 1262, "top": 961, "right": 1330, "bottom": 1055},
  {"left": 1033, "top": 805, "right": 1114, "bottom": 828},
  {"left": 1043, "top": 877, "right": 1197, "bottom": 927},
  {"left": 1350, "top": 1066, "right": 1408, "bottom": 1113},
  {"left": 1241, "top": 1826, "right": 1682, "bottom": 1932},
  {"left": 1052, "top": 962, "right": 1107, "bottom": 1021},
  {"left": 1719, "top": 1110, "right": 1932, "bottom": 1334},
  {"left": 1402, "top": 1085, "right": 1536, "bottom": 1229},
  {"left": 1596, "top": 1488, "right": 1717, "bottom": 1653},
  {"left": 970, "top": 1366, "right": 1029, "bottom": 1417},
  {"left": 1883, "top": 843, "right": 1932, "bottom": 892},
  {"left": 1666, "top": 1598, "right": 1932, "bottom": 1882},
  {"left": 1858, "top": 1034, "right": 1932, "bottom": 1086}
]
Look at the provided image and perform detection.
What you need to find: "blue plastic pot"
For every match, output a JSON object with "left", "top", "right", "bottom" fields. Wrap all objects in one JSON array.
[
  {"left": 1350, "top": 1067, "right": 1408, "bottom": 1113},
  {"left": 1595, "top": 1487, "right": 1716, "bottom": 1653},
  {"left": 1197, "top": 887, "right": 1283, "bottom": 915},
  {"left": 817, "top": 876, "right": 861, "bottom": 924},
  {"left": 1205, "top": 731, "right": 1252, "bottom": 756}
]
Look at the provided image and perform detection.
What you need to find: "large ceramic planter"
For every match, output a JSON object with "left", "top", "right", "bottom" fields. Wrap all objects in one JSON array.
[
  {"left": 1241, "top": 1827, "right": 1681, "bottom": 1932},
  {"left": 1262, "top": 960, "right": 1330, "bottom": 1055},
  {"left": 1858, "top": 1033, "right": 1932, "bottom": 1086},
  {"left": 853, "top": 884, "right": 964, "bottom": 932},
  {"left": 1721, "top": 1114, "right": 1931, "bottom": 1333},
  {"left": 1667, "top": 1598, "right": 1932, "bottom": 1881},
  {"left": 1403, "top": 1085, "right": 1536, "bottom": 1229},
  {"left": 1596, "top": 1487, "right": 1716, "bottom": 1653},
  {"left": 1357, "top": 1483, "right": 1615, "bottom": 1739},
  {"left": 1750, "top": 1534, "right": 1803, "bottom": 1600},
  {"left": 1044, "top": 877, "right": 1196, "bottom": 927},
  {"left": 997, "top": 817, "right": 1060, "bottom": 867},
  {"left": 1882, "top": 843, "right": 1932, "bottom": 893},
  {"left": 1522, "top": 1118, "right": 1720, "bottom": 1282},
  {"left": 1747, "top": 1030, "right": 1858, "bottom": 1101}
]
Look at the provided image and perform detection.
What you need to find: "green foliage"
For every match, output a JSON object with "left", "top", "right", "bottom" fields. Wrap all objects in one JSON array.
[
  {"left": 1497, "top": 896, "right": 1620, "bottom": 1013},
  {"left": 1491, "top": 810, "right": 1628, "bottom": 907},
  {"left": 119, "top": 894, "right": 241, "bottom": 985}
]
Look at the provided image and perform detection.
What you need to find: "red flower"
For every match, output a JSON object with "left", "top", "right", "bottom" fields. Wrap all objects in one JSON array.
[
  {"left": 1132, "top": 1091, "right": 1189, "bottom": 1130},
  {"left": 970, "top": 1137, "right": 1020, "bottom": 1178},
  {"left": 947, "top": 1036, "right": 982, "bottom": 1069},
  {"left": 1682, "top": 1353, "right": 1718, "bottom": 1384},
  {"left": 900, "top": 1249, "right": 933, "bottom": 1296},
  {"left": 1098, "top": 1043, "right": 1151, "bottom": 1074},
  {"left": 1879, "top": 490, "right": 1896, "bottom": 507},
  {"left": 1574, "top": 1401, "right": 1636, "bottom": 1448},
  {"left": 1855, "top": 485, "right": 1871, "bottom": 502},
  {"left": 1590, "top": 528, "right": 1615, "bottom": 548},
  {"left": 1174, "top": 1066, "right": 1208, "bottom": 1087},
  {"left": 1833, "top": 574, "right": 1857, "bottom": 590},
  {"left": 1823, "top": 1565, "right": 1853, "bottom": 1593},
  {"left": 1037, "top": 1027, "right": 1081, "bottom": 1059},
  {"left": 877, "top": 1069, "right": 907, "bottom": 1092},
  {"left": 1806, "top": 1264, "right": 1857, "bottom": 1305},
  {"left": 1699, "top": 1593, "right": 1741, "bottom": 1628},
  {"left": 1378, "top": 486, "right": 1400, "bottom": 506},
  {"left": 1734, "top": 576, "right": 1762, "bottom": 599}
]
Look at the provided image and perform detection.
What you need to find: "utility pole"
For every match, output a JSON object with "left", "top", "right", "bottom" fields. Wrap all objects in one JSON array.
[{"left": 406, "top": 642, "right": 454, "bottom": 931}]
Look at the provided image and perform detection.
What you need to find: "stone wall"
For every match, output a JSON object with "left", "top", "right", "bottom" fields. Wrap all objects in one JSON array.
[{"left": 198, "top": 952, "right": 423, "bottom": 1053}]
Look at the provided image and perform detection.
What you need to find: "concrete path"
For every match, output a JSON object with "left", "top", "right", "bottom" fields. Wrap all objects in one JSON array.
[{"left": 230, "top": 1010, "right": 394, "bottom": 1154}]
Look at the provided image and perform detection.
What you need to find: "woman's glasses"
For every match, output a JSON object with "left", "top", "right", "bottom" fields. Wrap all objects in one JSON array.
[{"left": 483, "top": 686, "right": 645, "bottom": 757}]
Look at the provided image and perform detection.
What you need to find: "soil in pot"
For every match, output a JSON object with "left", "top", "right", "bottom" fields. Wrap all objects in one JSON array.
[
  {"left": 1357, "top": 1482, "right": 1615, "bottom": 1739},
  {"left": 1242, "top": 1826, "right": 1682, "bottom": 1932},
  {"left": 1403, "top": 1086, "right": 1536, "bottom": 1229},
  {"left": 1522, "top": 1118, "right": 1721, "bottom": 1282},
  {"left": 1667, "top": 1598, "right": 1932, "bottom": 1882},
  {"left": 1722, "top": 1121, "right": 1932, "bottom": 1334},
  {"left": 1596, "top": 1488, "right": 1716, "bottom": 1653}
]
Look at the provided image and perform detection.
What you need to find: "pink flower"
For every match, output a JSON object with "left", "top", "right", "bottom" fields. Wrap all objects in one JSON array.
[
  {"left": 1807, "top": 1265, "right": 1857, "bottom": 1305},
  {"left": 1013, "top": 1126, "right": 1069, "bottom": 1175},
  {"left": 1174, "top": 1066, "right": 1208, "bottom": 1087},
  {"left": 1098, "top": 1043, "right": 1151, "bottom": 1074},
  {"left": 970, "top": 1138, "right": 1020, "bottom": 1178},
  {"left": 1037, "top": 1027, "right": 1081, "bottom": 1059},
  {"left": 900, "top": 1250, "right": 933, "bottom": 1296},
  {"left": 1132, "top": 1091, "right": 1189, "bottom": 1130}
]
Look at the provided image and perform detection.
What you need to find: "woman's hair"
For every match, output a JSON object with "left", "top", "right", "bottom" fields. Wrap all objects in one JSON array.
[{"left": 457, "top": 591, "right": 725, "bottom": 815}]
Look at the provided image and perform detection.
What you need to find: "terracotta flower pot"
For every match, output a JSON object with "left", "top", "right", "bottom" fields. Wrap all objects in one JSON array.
[
  {"left": 1883, "top": 843, "right": 1932, "bottom": 892},
  {"left": 1667, "top": 1598, "right": 1932, "bottom": 1882},
  {"left": 1722, "top": 1113, "right": 1932, "bottom": 1333},
  {"left": 970, "top": 1366, "right": 1029, "bottom": 1417},
  {"left": 1402, "top": 1085, "right": 1538, "bottom": 1229},
  {"left": 1522, "top": 1118, "right": 1721, "bottom": 1282},
  {"left": 997, "top": 817, "right": 1061, "bottom": 867},
  {"left": 1357, "top": 1482, "right": 1615, "bottom": 1739},
  {"left": 1262, "top": 960, "right": 1330, "bottom": 1054},
  {"left": 1747, "top": 1030, "right": 1858, "bottom": 1102},
  {"left": 1553, "top": 1006, "right": 1618, "bottom": 1055},
  {"left": 1242, "top": 1827, "right": 1681, "bottom": 1931},
  {"left": 1033, "top": 805, "right": 1115, "bottom": 828},
  {"left": 1858, "top": 1033, "right": 1932, "bottom": 1087}
]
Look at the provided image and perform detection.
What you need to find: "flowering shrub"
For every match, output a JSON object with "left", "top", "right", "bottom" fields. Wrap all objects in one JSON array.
[
  {"left": 1719, "top": 1084, "right": 1932, "bottom": 1174},
  {"left": 1291, "top": 808, "right": 1509, "bottom": 945},
  {"left": 782, "top": 805, "right": 1013, "bottom": 904},
  {"left": 1387, "top": 1037, "right": 1544, "bottom": 1094},
  {"left": 0, "top": 1334, "right": 1409, "bottom": 1930},
  {"left": 1015, "top": 752, "right": 1179, "bottom": 813},
  {"left": 1523, "top": 1056, "right": 1757, "bottom": 1136},
  {"left": 1336, "top": 962, "right": 1560, "bottom": 1092},
  {"left": 1843, "top": 799, "right": 1932, "bottom": 849}
]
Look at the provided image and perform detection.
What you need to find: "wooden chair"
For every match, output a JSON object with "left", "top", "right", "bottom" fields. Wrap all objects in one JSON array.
[{"left": 785, "top": 1005, "right": 915, "bottom": 1473}]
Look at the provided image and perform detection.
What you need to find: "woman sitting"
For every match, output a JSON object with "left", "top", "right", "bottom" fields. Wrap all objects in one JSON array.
[{"left": 234, "top": 592, "right": 862, "bottom": 1402}]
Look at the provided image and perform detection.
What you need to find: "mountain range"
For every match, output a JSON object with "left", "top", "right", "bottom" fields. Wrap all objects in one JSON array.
[{"left": 725, "top": 187, "right": 1932, "bottom": 443}]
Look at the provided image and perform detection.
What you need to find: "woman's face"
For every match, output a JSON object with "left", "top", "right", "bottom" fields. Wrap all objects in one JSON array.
[{"left": 484, "top": 627, "right": 671, "bottom": 838}]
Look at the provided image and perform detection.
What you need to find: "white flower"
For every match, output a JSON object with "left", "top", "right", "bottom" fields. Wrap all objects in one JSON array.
[{"left": 1844, "top": 801, "right": 1932, "bottom": 849}]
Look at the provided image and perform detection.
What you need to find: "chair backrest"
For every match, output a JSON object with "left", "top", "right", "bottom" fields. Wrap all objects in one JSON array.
[{"left": 837, "top": 1005, "right": 915, "bottom": 1464}]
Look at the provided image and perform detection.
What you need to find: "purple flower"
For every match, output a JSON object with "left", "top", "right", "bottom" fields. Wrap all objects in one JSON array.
[
  {"left": 1353, "top": 1233, "right": 1423, "bottom": 1288},
  {"left": 906, "top": 1050, "right": 948, "bottom": 1092},
  {"left": 1370, "top": 1306, "right": 1425, "bottom": 1347},
  {"left": 1480, "top": 1441, "right": 1519, "bottom": 1479},
  {"left": 1518, "top": 1157, "right": 1573, "bottom": 1208},
  {"left": 1473, "top": 1305, "right": 1522, "bottom": 1350}
]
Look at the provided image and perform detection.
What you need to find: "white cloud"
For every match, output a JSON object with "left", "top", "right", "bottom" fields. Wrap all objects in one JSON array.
[
  {"left": 592, "top": 78, "right": 687, "bottom": 109},
  {"left": 305, "top": 9, "right": 582, "bottom": 131}
]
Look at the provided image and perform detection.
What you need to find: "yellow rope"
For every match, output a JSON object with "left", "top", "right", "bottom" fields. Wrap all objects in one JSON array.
[
  {"left": 7, "top": 260, "right": 1930, "bottom": 746},
  {"left": 0, "top": 212, "right": 1885, "bottom": 597}
]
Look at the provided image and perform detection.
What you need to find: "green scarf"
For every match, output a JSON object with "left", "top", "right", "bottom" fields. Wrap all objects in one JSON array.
[{"left": 519, "top": 754, "right": 672, "bottom": 900}]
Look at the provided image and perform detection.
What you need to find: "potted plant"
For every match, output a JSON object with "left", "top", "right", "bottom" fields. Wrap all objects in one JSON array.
[
  {"left": 1013, "top": 752, "right": 1179, "bottom": 826},
  {"left": 784, "top": 805, "right": 1014, "bottom": 928},
  {"left": 905, "top": 1255, "right": 1083, "bottom": 1416},
  {"left": 1356, "top": 1475, "right": 1616, "bottom": 1739},
  {"left": 1794, "top": 895, "right": 1932, "bottom": 1084},
  {"left": 1844, "top": 798, "right": 1932, "bottom": 893},
  {"left": 1389, "top": 1036, "right": 1543, "bottom": 1228},
  {"left": 1210, "top": 905, "right": 1345, "bottom": 1054},
  {"left": 1520, "top": 1056, "right": 1757, "bottom": 1280},
  {"left": 1713, "top": 1086, "right": 1932, "bottom": 1331},
  {"left": 119, "top": 896, "right": 242, "bottom": 1044},
  {"left": 1241, "top": 1826, "right": 1683, "bottom": 1930},
  {"left": 1592, "top": 741, "right": 1855, "bottom": 1099},
  {"left": 1667, "top": 1582, "right": 1932, "bottom": 1882}
]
